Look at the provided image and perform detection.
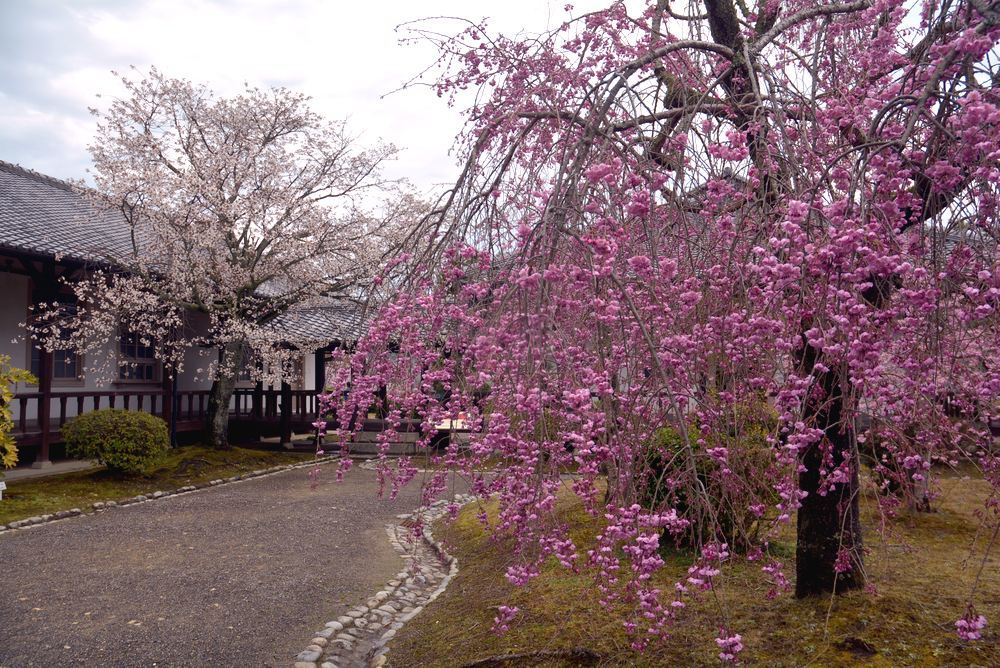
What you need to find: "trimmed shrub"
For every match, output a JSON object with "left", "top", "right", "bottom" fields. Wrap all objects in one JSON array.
[{"left": 63, "top": 409, "right": 169, "bottom": 475}]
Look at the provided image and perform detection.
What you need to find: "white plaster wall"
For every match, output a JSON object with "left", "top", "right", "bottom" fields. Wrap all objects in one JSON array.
[
  {"left": 303, "top": 351, "right": 316, "bottom": 392},
  {"left": 74, "top": 331, "right": 120, "bottom": 393},
  {"left": 176, "top": 345, "right": 216, "bottom": 391},
  {"left": 175, "top": 310, "right": 215, "bottom": 392}
]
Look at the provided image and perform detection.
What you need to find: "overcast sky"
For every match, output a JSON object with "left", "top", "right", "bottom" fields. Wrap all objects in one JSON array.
[{"left": 0, "top": 0, "right": 594, "bottom": 190}]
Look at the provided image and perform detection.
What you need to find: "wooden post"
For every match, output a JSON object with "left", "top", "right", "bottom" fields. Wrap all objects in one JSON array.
[
  {"left": 279, "top": 380, "right": 292, "bottom": 445},
  {"left": 377, "top": 384, "right": 388, "bottom": 418},
  {"left": 31, "top": 269, "right": 59, "bottom": 469},
  {"left": 34, "top": 347, "right": 53, "bottom": 468},
  {"left": 314, "top": 349, "right": 326, "bottom": 393},
  {"left": 312, "top": 349, "right": 325, "bottom": 449},
  {"left": 252, "top": 381, "right": 263, "bottom": 419},
  {"left": 162, "top": 372, "right": 175, "bottom": 447}
]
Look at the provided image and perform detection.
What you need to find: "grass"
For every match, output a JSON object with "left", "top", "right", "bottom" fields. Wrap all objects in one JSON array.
[
  {"left": 389, "top": 470, "right": 999, "bottom": 667},
  {"left": 0, "top": 445, "right": 313, "bottom": 525}
]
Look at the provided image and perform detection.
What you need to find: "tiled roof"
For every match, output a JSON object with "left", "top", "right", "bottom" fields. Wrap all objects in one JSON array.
[
  {"left": 0, "top": 159, "right": 134, "bottom": 263},
  {"left": 1, "top": 158, "right": 367, "bottom": 344},
  {"left": 268, "top": 299, "right": 368, "bottom": 345}
]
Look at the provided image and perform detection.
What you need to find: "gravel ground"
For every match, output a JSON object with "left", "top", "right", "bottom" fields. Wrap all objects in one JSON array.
[{"left": 0, "top": 462, "right": 424, "bottom": 667}]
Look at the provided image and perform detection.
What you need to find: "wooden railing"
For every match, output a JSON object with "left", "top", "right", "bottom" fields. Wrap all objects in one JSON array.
[
  {"left": 15, "top": 390, "right": 170, "bottom": 433},
  {"left": 10, "top": 386, "right": 445, "bottom": 466},
  {"left": 10, "top": 387, "right": 322, "bottom": 451},
  {"left": 230, "top": 388, "right": 318, "bottom": 420}
]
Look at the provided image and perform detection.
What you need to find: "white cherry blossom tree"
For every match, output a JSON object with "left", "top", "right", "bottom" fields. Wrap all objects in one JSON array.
[{"left": 33, "top": 68, "right": 420, "bottom": 448}]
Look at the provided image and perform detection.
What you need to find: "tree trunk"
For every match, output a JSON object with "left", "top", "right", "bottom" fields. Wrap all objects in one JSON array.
[
  {"left": 206, "top": 342, "right": 244, "bottom": 449},
  {"left": 794, "top": 276, "right": 909, "bottom": 596},
  {"left": 795, "top": 362, "right": 865, "bottom": 597},
  {"left": 911, "top": 471, "right": 932, "bottom": 513}
]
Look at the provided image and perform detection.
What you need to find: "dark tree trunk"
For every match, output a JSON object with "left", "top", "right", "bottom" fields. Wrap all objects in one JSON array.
[
  {"left": 206, "top": 342, "right": 244, "bottom": 449},
  {"left": 795, "top": 358, "right": 865, "bottom": 597}
]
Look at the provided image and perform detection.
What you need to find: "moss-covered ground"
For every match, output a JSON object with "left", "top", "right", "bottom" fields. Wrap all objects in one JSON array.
[
  {"left": 0, "top": 445, "right": 312, "bottom": 525},
  {"left": 389, "top": 470, "right": 999, "bottom": 667}
]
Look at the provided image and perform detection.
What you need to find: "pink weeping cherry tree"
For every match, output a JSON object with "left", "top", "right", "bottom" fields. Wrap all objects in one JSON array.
[
  {"left": 29, "top": 68, "right": 422, "bottom": 448},
  {"left": 317, "top": 0, "right": 999, "bottom": 654}
]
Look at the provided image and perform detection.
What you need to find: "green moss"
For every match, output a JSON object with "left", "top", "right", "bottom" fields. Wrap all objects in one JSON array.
[
  {"left": 389, "top": 472, "right": 999, "bottom": 667},
  {"left": 0, "top": 445, "right": 312, "bottom": 525}
]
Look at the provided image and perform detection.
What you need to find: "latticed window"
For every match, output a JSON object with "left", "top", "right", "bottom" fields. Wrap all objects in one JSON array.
[
  {"left": 30, "top": 346, "right": 81, "bottom": 381},
  {"left": 236, "top": 347, "right": 257, "bottom": 386},
  {"left": 29, "top": 302, "right": 82, "bottom": 383},
  {"left": 118, "top": 331, "right": 160, "bottom": 382}
]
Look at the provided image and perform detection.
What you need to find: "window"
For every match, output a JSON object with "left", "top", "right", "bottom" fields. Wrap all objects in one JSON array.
[
  {"left": 237, "top": 361, "right": 255, "bottom": 384},
  {"left": 118, "top": 331, "right": 160, "bottom": 383},
  {"left": 28, "top": 302, "right": 82, "bottom": 384},
  {"left": 30, "top": 346, "right": 81, "bottom": 381},
  {"left": 236, "top": 349, "right": 257, "bottom": 387}
]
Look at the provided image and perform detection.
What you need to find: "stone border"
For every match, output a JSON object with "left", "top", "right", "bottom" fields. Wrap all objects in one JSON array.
[
  {"left": 358, "top": 458, "right": 430, "bottom": 473},
  {"left": 294, "top": 494, "right": 475, "bottom": 668},
  {"left": 357, "top": 458, "right": 501, "bottom": 477},
  {"left": 0, "top": 454, "right": 343, "bottom": 535}
]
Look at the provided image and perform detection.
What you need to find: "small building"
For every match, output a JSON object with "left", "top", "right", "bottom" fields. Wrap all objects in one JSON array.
[{"left": 0, "top": 159, "right": 360, "bottom": 466}]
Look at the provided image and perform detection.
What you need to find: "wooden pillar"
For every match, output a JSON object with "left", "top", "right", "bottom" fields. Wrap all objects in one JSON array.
[
  {"left": 31, "top": 269, "right": 59, "bottom": 469},
  {"left": 162, "top": 372, "right": 175, "bottom": 447},
  {"left": 33, "top": 347, "right": 53, "bottom": 468},
  {"left": 252, "top": 381, "right": 263, "bottom": 419},
  {"left": 377, "top": 384, "right": 388, "bottom": 418},
  {"left": 279, "top": 380, "right": 292, "bottom": 445},
  {"left": 314, "top": 349, "right": 326, "bottom": 393}
]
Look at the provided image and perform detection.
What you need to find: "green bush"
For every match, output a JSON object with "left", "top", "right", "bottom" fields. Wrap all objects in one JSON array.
[
  {"left": 63, "top": 409, "right": 169, "bottom": 475},
  {"left": 1, "top": 354, "right": 36, "bottom": 472},
  {"left": 639, "top": 422, "right": 778, "bottom": 553}
]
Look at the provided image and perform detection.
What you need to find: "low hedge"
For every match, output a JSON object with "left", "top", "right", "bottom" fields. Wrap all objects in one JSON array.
[{"left": 62, "top": 409, "right": 169, "bottom": 475}]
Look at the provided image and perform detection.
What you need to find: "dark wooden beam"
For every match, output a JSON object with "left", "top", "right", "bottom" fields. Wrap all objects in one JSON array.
[
  {"left": 252, "top": 381, "right": 263, "bottom": 419},
  {"left": 34, "top": 349, "right": 53, "bottom": 467},
  {"left": 314, "top": 349, "right": 326, "bottom": 393},
  {"left": 162, "top": 372, "right": 175, "bottom": 446},
  {"left": 279, "top": 381, "right": 292, "bottom": 445},
  {"left": 30, "top": 267, "right": 59, "bottom": 468}
]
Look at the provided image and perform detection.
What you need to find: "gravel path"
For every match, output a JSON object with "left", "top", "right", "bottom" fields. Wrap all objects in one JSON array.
[{"left": 0, "top": 462, "right": 423, "bottom": 667}]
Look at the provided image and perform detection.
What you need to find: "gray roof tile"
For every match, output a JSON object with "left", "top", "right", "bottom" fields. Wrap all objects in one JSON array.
[
  {"left": 0, "top": 159, "right": 135, "bottom": 263},
  {"left": 1, "top": 159, "right": 366, "bottom": 344},
  {"left": 269, "top": 300, "right": 368, "bottom": 344}
]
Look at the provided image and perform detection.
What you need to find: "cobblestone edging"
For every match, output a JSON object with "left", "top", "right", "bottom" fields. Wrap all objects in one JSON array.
[
  {"left": 294, "top": 494, "right": 475, "bottom": 668},
  {"left": 357, "top": 458, "right": 499, "bottom": 477},
  {"left": 0, "top": 455, "right": 341, "bottom": 535}
]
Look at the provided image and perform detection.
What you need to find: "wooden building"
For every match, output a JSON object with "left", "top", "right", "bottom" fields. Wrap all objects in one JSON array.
[{"left": 0, "top": 159, "right": 362, "bottom": 466}]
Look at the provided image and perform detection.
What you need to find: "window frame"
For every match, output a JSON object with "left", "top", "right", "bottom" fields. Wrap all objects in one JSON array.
[
  {"left": 235, "top": 348, "right": 257, "bottom": 389},
  {"left": 26, "top": 339, "right": 86, "bottom": 387},
  {"left": 25, "top": 297, "right": 84, "bottom": 387},
  {"left": 115, "top": 329, "right": 162, "bottom": 386}
]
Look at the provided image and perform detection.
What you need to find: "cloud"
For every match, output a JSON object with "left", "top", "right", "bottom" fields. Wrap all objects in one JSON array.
[{"left": 0, "top": 0, "right": 589, "bottom": 188}]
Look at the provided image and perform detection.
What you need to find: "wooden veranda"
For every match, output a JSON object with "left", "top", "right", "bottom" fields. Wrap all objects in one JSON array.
[{"left": 11, "top": 384, "right": 323, "bottom": 465}]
